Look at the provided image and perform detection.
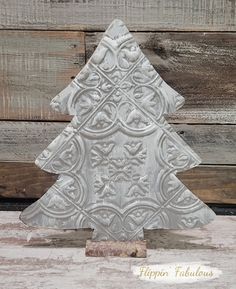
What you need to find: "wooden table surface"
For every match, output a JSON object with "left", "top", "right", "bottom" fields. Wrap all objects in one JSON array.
[{"left": 0, "top": 212, "right": 235, "bottom": 289}]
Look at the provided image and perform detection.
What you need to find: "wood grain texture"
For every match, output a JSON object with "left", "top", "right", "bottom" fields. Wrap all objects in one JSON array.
[
  {"left": 85, "top": 240, "right": 147, "bottom": 257},
  {"left": 0, "top": 162, "right": 235, "bottom": 204},
  {"left": 0, "top": 30, "right": 85, "bottom": 120},
  {"left": 1, "top": 31, "right": 235, "bottom": 123},
  {"left": 0, "top": 162, "right": 57, "bottom": 199},
  {"left": 0, "top": 212, "right": 235, "bottom": 289},
  {"left": 86, "top": 32, "right": 236, "bottom": 124},
  {"left": 0, "top": 122, "right": 235, "bottom": 164},
  {"left": 177, "top": 166, "right": 236, "bottom": 204},
  {"left": 0, "top": 0, "right": 235, "bottom": 31}
]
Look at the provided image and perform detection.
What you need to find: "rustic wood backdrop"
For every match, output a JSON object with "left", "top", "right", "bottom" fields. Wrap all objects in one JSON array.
[{"left": 0, "top": 0, "right": 235, "bottom": 207}]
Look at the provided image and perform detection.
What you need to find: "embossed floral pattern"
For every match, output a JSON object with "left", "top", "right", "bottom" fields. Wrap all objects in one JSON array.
[{"left": 20, "top": 19, "right": 215, "bottom": 241}]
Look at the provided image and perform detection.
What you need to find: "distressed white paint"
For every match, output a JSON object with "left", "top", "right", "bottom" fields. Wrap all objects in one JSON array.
[{"left": 0, "top": 212, "right": 235, "bottom": 289}]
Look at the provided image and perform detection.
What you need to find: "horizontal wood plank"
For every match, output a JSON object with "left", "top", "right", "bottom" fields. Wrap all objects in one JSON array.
[
  {"left": 86, "top": 32, "right": 236, "bottom": 124},
  {"left": 0, "top": 212, "right": 235, "bottom": 288},
  {"left": 178, "top": 166, "right": 236, "bottom": 204},
  {"left": 1, "top": 31, "right": 235, "bottom": 123},
  {"left": 0, "top": 122, "right": 235, "bottom": 164},
  {"left": 0, "top": 30, "right": 85, "bottom": 121},
  {"left": 0, "top": 0, "right": 235, "bottom": 31},
  {"left": 0, "top": 162, "right": 235, "bottom": 204},
  {"left": 0, "top": 162, "right": 57, "bottom": 199},
  {"left": 0, "top": 121, "right": 236, "bottom": 165}
]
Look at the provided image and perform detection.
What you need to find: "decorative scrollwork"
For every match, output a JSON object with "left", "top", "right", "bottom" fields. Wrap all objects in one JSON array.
[
  {"left": 20, "top": 19, "right": 215, "bottom": 241},
  {"left": 118, "top": 101, "right": 152, "bottom": 129}
]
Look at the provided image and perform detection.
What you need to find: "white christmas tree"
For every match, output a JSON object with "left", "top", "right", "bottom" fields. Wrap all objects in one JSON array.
[{"left": 20, "top": 19, "right": 215, "bottom": 241}]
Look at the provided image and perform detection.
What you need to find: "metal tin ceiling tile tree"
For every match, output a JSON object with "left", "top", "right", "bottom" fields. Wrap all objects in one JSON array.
[{"left": 20, "top": 19, "right": 215, "bottom": 257}]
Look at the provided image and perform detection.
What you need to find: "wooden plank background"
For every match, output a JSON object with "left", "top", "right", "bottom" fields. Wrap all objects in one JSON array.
[
  {"left": 0, "top": 0, "right": 235, "bottom": 207},
  {"left": 1, "top": 163, "right": 235, "bottom": 204},
  {"left": 0, "top": 122, "right": 235, "bottom": 164},
  {"left": 1, "top": 31, "right": 235, "bottom": 123}
]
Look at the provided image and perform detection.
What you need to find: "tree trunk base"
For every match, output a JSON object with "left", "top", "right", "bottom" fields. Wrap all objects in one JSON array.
[{"left": 85, "top": 240, "right": 147, "bottom": 258}]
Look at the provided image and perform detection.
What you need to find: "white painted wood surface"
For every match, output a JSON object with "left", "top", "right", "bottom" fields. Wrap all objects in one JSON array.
[{"left": 0, "top": 212, "right": 235, "bottom": 289}]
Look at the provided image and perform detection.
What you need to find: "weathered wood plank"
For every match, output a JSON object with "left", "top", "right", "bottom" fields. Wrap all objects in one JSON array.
[
  {"left": 178, "top": 166, "right": 236, "bottom": 204},
  {"left": 0, "top": 0, "right": 235, "bottom": 31},
  {"left": 0, "top": 30, "right": 85, "bottom": 120},
  {"left": 86, "top": 32, "right": 236, "bottom": 124},
  {"left": 0, "top": 162, "right": 235, "bottom": 204},
  {"left": 1, "top": 31, "right": 235, "bottom": 123},
  {"left": 0, "top": 212, "right": 235, "bottom": 288},
  {"left": 0, "top": 122, "right": 235, "bottom": 164},
  {"left": 0, "top": 162, "right": 57, "bottom": 199}
]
